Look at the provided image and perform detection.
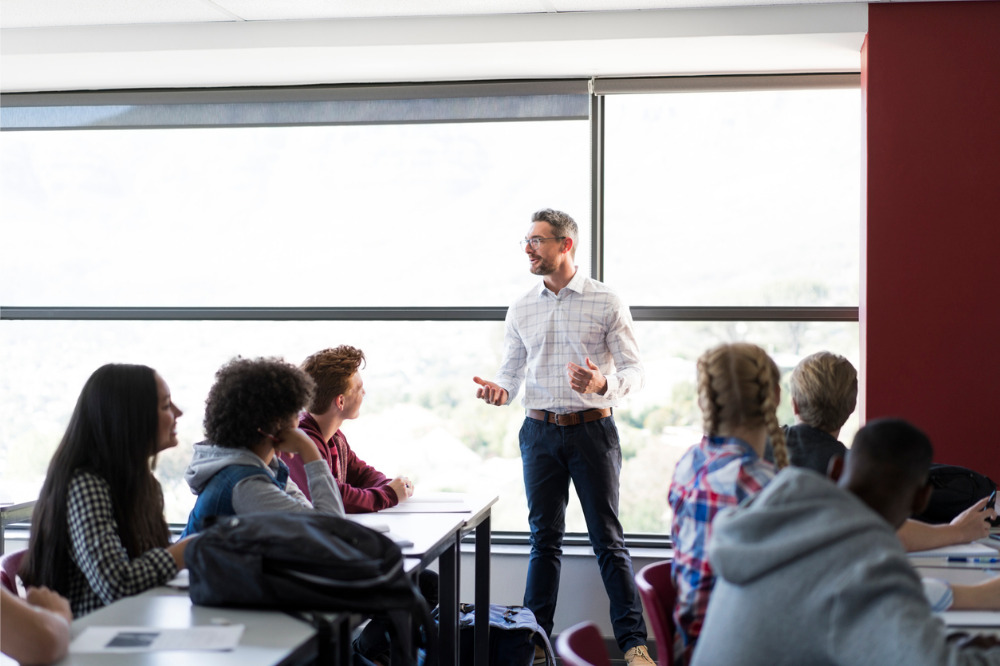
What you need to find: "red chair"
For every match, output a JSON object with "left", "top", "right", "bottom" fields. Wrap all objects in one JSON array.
[
  {"left": 1, "top": 549, "right": 27, "bottom": 596},
  {"left": 556, "top": 622, "right": 612, "bottom": 666},
  {"left": 635, "top": 560, "right": 676, "bottom": 666}
]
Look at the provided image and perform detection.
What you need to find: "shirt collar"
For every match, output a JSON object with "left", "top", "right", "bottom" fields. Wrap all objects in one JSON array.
[{"left": 536, "top": 266, "right": 586, "bottom": 297}]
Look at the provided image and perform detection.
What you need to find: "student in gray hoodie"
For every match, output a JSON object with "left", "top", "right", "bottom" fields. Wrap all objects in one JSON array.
[
  {"left": 691, "top": 418, "right": 1000, "bottom": 666},
  {"left": 181, "top": 356, "right": 344, "bottom": 537}
]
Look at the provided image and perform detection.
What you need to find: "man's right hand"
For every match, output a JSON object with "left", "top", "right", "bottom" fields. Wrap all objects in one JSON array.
[{"left": 473, "top": 376, "right": 508, "bottom": 406}]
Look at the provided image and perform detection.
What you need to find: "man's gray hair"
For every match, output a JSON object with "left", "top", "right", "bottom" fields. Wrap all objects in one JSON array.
[{"left": 531, "top": 208, "right": 578, "bottom": 255}]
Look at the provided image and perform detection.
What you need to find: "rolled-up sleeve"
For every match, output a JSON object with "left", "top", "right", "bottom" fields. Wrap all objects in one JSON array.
[
  {"left": 602, "top": 297, "right": 644, "bottom": 402},
  {"left": 494, "top": 304, "right": 528, "bottom": 405}
]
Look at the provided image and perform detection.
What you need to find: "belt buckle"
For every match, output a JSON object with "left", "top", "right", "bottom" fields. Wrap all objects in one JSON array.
[{"left": 554, "top": 412, "right": 578, "bottom": 426}]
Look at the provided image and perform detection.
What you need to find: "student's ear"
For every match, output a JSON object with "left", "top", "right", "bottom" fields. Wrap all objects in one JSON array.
[
  {"left": 792, "top": 398, "right": 801, "bottom": 417},
  {"left": 912, "top": 481, "right": 933, "bottom": 516},
  {"left": 335, "top": 394, "right": 346, "bottom": 411},
  {"left": 827, "top": 455, "right": 845, "bottom": 483}
]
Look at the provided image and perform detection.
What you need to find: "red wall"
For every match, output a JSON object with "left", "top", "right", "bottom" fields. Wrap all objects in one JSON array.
[{"left": 863, "top": 1, "right": 1000, "bottom": 481}]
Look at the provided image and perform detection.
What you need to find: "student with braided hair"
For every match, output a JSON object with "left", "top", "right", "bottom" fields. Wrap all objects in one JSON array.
[{"left": 667, "top": 342, "right": 788, "bottom": 665}]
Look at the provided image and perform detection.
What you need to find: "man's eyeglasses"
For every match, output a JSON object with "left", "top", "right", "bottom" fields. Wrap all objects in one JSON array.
[{"left": 520, "top": 236, "right": 566, "bottom": 249}]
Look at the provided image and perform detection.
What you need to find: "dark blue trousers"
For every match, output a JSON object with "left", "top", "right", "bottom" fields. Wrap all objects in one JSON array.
[{"left": 519, "top": 415, "right": 647, "bottom": 652}]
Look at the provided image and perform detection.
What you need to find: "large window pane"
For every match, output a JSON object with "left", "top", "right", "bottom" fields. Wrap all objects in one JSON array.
[
  {"left": 616, "top": 320, "right": 860, "bottom": 533},
  {"left": 1, "top": 120, "right": 589, "bottom": 307},
  {"left": 603, "top": 88, "right": 861, "bottom": 307}
]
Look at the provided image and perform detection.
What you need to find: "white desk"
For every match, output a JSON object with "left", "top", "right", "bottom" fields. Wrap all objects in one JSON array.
[
  {"left": 350, "top": 493, "right": 499, "bottom": 666},
  {"left": 55, "top": 587, "right": 329, "bottom": 666},
  {"left": 913, "top": 537, "right": 1000, "bottom": 633}
]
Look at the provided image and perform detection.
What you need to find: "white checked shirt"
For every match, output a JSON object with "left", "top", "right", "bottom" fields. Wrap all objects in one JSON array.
[{"left": 494, "top": 269, "right": 644, "bottom": 413}]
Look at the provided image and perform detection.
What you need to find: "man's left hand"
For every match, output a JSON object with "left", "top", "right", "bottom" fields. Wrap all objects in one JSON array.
[{"left": 567, "top": 357, "right": 608, "bottom": 395}]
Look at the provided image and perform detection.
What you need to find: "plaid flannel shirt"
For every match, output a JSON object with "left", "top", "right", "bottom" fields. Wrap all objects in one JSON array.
[{"left": 668, "top": 436, "right": 774, "bottom": 662}]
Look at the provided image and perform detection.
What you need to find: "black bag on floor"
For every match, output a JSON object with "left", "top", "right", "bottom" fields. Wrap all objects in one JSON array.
[
  {"left": 434, "top": 603, "right": 555, "bottom": 666},
  {"left": 914, "top": 464, "right": 998, "bottom": 525},
  {"left": 186, "top": 512, "right": 436, "bottom": 666}
]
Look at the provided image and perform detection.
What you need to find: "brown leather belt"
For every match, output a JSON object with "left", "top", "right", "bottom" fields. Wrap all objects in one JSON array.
[{"left": 526, "top": 408, "right": 612, "bottom": 426}]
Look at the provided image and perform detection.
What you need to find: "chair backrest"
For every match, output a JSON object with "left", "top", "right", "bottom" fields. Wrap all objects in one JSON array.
[
  {"left": 555, "top": 622, "right": 611, "bottom": 666},
  {"left": 1, "top": 549, "right": 27, "bottom": 596},
  {"left": 635, "top": 560, "right": 676, "bottom": 666}
]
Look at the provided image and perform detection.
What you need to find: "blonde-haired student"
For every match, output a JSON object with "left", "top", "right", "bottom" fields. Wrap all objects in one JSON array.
[
  {"left": 782, "top": 351, "right": 997, "bottom": 552},
  {"left": 668, "top": 342, "right": 788, "bottom": 664},
  {"left": 784, "top": 350, "right": 856, "bottom": 473}
]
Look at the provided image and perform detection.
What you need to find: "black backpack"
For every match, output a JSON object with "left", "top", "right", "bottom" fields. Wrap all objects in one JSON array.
[
  {"left": 914, "top": 464, "right": 998, "bottom": 525},
  {"left": 186, "top": 512, "right": 436, "bottom": 666}
]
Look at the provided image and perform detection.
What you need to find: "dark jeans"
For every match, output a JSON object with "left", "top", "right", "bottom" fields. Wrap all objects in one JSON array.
[{"left": 519, "top": 415, "right": 647, "bottom": 652}]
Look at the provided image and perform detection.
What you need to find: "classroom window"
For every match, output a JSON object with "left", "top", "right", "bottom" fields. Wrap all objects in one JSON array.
[{"left": 0, "top": 77, "right": 860, "bottom": 537}]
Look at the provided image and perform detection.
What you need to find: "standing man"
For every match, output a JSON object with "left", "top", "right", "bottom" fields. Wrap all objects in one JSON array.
[
  {"left": 473, "top": 209, "right": 652, "bottom": 666},
  {"left": 280, "top": 345, "right": 414, "bottom": 512}
]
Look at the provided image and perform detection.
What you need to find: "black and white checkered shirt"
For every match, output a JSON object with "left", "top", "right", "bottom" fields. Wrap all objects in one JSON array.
[{"left": 65, "top": 470, "right": 177, "bottom": 616}]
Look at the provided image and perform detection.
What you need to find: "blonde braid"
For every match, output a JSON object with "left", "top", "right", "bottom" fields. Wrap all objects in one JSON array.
[
  {"left": 754, "top": 347, "right": 788, "bottom": 470},
  {"left": 697, "top": 343, "right": 787, "bottom": 468},
  {"left": 698, "top": 346, "right": 740, "bottom": 437}
]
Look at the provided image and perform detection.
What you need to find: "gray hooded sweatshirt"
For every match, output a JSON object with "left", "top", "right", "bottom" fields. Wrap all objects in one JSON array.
[
  {"left": 184, "top": 442, "right": 344, "bottom": 517},
  {"left": 691, "top": 467, "right": 1000, "bottom": 666}
]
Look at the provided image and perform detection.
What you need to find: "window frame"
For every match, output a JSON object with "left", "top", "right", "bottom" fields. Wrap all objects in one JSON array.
[{"left": 0, "top": 74, "right": 861, "bottom": 543}]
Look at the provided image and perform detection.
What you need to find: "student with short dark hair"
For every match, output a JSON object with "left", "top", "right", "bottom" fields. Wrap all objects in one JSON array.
[{"left": 691, "top": 419, "right": 1000, "bottom": 666}]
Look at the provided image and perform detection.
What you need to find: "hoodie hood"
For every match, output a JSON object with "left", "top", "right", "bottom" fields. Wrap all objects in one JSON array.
[
  {"left": 184, "top": 442, "right": 270, "bottom": 494},
  {"left": 708, "top": 467, "right": 897, "bottom": 586}
]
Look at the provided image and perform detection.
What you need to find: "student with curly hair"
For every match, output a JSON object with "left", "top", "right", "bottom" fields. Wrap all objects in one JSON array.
[
  {"left": 181, "top": 357, "right": 344, "bottom": 536},
  {"left": 279, "top": 345, "right": 413, "bottom": 512},
  {"left": 20, "top": 364, "right": 193, "bottom": 617},
  {"left": 668, "top": 342, "right": 787, "bottom": 664}
]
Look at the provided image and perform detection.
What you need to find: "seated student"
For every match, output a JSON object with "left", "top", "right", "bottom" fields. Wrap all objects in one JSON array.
[
  {"left": 20, "top": 364, "right": 193, "bottom": 617},
  {"left": 691, "top": 419, "right": 1000, "bottom": 666},
  {"left": 278, "top": 346, "right": 438, "bottom": 666},
  {"left": 1, "top": 586, "right": 72, "bottom": 664},
  {"left": 181, "top": 356, "right": 344, "bottom": 536},
  {"left": 668, "top": 342, "right": 789, "bottom": 665},
  {"left": 784, "top": 350, "right": 853, "bottom": 474},
  {"left": 784, "top": 351, "right": 996, "bottom": 551},
  {"left": 278, "top": 345, "right": 414, "bottom": 512}
]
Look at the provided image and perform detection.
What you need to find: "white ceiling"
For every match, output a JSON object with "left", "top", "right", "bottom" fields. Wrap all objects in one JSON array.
[
  {"left": 0, "top": 0, "right": 870, "bottom": 92},
  {"left": 0, "top": 0, "right": 865, "bottom": 27}
]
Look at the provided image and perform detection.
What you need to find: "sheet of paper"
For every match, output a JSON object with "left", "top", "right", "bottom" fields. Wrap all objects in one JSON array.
[
  {"left": 379, "top": 492, "right": 471, "bottom": 513},
  {"left": 939, "top": 610, "right": 1000, "bottom": 627},
  {"left": 908, "top": 542, "right": 999, "bottom": 558},
  {"left": 70, "top": 625, "right": 244, "bottom": 653}
]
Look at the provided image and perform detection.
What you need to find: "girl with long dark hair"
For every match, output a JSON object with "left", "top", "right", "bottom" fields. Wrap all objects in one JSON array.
[{"left": 20, "top": 364, "right": 192, "bottom": 616}]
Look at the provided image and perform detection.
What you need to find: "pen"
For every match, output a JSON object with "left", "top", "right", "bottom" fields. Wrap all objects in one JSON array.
[{"left": 947, "top": 556, "right": 1000, "bottom": 563}]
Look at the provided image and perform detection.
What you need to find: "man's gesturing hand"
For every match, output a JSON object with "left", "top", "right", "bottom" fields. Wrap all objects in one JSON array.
[
  {"left": 473, "top": 376, "right": 509, "bottom": 406},
  {"left": 567, "top": 357, "right": 608, "bottom": 395}
]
